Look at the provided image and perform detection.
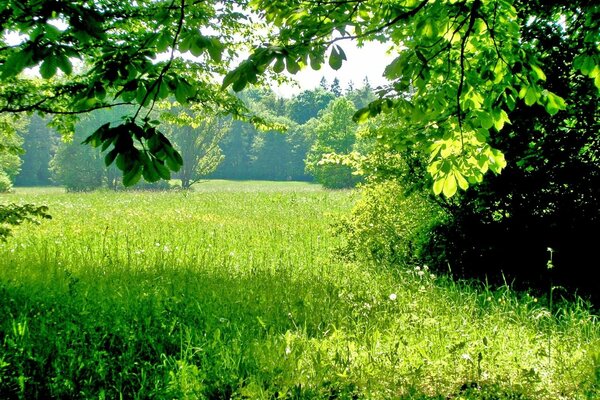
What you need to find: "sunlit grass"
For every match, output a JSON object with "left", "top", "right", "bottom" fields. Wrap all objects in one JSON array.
[{"left": 0, "top": 182, "right": 598, "bottom": 399}]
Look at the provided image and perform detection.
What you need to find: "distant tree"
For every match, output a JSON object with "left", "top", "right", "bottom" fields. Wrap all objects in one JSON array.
[
  {"left": 49, "top": 110, "right": 119, "bottom": 191},
  {"left": 50, "top": 137, "right": 105, "bottom": 192},
  {"left": 345, "top": 80, "right": 355, "bottom": 94},
  {"left": 347, "top": 80, "right": 377, "bottom": 109},
  {"left": 15, "top": 115, "right": 58, "bottom": 187},
  {"left": 330, "top": 77, "right": 342, "bottom": 97},
  {"left": 164, "top": 112, "right": 230, "bottom": 189},
  {"left": 249, "top": 116, "right": 307, "bottom": 181},
  {"left": 286, "top": 88, "right": 335, "bottom": 124},
  {"left": 305, "top": 98, "right": 362, "bottom": 189},
  {"left": 319, "top": 77, "right": 329, "bottom": 91},
  {"left": 210, "top": 119, "right": 255, "bottom": 180}
]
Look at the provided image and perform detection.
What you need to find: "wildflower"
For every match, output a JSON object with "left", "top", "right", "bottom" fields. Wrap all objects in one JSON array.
[
  {"left": 417, "top": 270, "right": 425, "bottom": 277},
  {"left": 423, "top": 265, "right": 429, "bottom": 271},
  {"left": 285, "top": 346, "right": 292, "bottom": 355},
  {"left": 389, "top": 293, "right": 397, "bottom": 301},
  {"left": 461, "top": 353, "right": 472, "bottom": 361}
]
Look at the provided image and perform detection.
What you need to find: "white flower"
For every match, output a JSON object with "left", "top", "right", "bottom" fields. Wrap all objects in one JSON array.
[
  {"left": 285, "top": 347, "right": 291, "bottom": 355},
  {"left": 389, "top": 293, "right": 397, "bottom": 301},
  {"left": 417, "top": 270, "right": 425, "bottom": 277}
]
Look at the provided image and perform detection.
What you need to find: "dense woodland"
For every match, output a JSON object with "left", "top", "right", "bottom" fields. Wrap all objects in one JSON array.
[{"left": 7, "top": 78, "right": 373, "bottom": 190}]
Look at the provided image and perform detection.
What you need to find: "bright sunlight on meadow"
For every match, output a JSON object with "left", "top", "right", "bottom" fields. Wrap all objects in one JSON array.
[{"left": 0, "top": 182, "right": 598, "bottom": 399}]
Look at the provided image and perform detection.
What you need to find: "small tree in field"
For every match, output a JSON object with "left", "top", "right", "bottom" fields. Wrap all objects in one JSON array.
[
  {"left": 163, "top": 110, "right": 230, "bottom": 189},
  {"left": 305, "top": 98, "right": 362, "bottom": 189}
]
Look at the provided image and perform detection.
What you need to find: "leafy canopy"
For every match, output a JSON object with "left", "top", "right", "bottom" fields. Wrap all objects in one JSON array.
[{"left": 1, "top": 0, "right": 598, "bottom": 194}]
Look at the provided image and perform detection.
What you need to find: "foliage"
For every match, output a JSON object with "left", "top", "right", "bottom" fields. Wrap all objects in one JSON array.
[
  {"left": 3, "top": 1, "right": 596, "bottom": 192},
  {"left": 50, "top": 142, "right": 105, "bottom": 192},
  {"left": 226, "top": 0, "right": 599, "bottom": 196},
  {"left": 334, "top": 180, "right": 447, "bottom": 266},
  {"left": 0, "top": 114, "right": 26, "bottom": 190},
  {"left": 14, "top": 115, "right": 58, "bottom": 187},
  {"left": 0, "top": 184, "right": 597, "bottom": 399},
  {"left": 417, "top": 3, "right": 600, "bottom": 300},
  {"left": 0, "top": 0, "right": 256, "bottom": 186},
  {"left": 162, "top": 107, "right": 230, "bottom": 189},
  {"left": 286, "top": 88, "right": 335, "bottom": 124},
  {"left": 0, "top": 171, "right": 12, "bottom": 193},
  {"left": 0, "top": 202, "right": 51, "bottom": 241},
  {"left": 305, "top": 98, "right": 362, "bottom": 189}
]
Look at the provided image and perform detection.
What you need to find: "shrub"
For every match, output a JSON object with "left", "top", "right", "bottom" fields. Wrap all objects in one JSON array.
[
  {"left": 0, "top": 171, "right": 13, "bottom": 193},
  {"left": 334, "top": 180, "right": 447, "bottom": 266},
  {"left": 50, "top": 143, "right": 105, "bottom": 192}
]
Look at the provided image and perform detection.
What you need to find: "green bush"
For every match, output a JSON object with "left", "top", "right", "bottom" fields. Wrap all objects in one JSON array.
[
  {"left": 334, "top": 180, "right": 447, "bottom": 266},
  {"left": 0, "top": 171, "right": 13, "bottom": 193},
  {"left": 308, "top": 162, "right": 361, "bottom": 189},
  {"left": 50, "top": 143, "right": 105, "bottom": 192}
]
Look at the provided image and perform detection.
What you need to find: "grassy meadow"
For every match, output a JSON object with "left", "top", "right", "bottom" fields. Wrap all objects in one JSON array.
[{"left": 0, "top": 181, "right": 598, "bottom": 399}]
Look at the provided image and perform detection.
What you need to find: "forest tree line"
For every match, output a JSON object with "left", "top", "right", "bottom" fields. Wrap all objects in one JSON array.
[{"left": 3, "top": 78, "right": 374, "bottom": 192}]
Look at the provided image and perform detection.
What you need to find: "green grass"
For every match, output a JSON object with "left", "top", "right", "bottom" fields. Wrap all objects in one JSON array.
[{"left": 0, "top": 182, "right": 598, "bottom": 399}]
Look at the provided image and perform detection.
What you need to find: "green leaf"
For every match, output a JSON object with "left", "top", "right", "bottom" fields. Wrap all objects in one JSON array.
[
  {"left": 175, "top": 80, "right": 192, "bottom": 103},
  {"left": 329, "top": 45, "right": 345, "bottom": 71},
  {"left": 493, "top": 109, "right": 510, "bottom": 131},
  {"left": 353, "top": 107, "right": 370, "bottom": 123},
  {"left": 524, "top": 86, "right": 538, "bottom": 106},
  {"left": 154, "top": 159, "right": 171, "bottom": 180},
  {"left": 309, "top": 52, "right": 322, "bottom": 70},
  {"left": 123, "top": 163, "right": 142, "bottom": 186},
  {"left": 455, "top": 171, "right": 469, "bottom": 191},
  {"left": 207, "top": 38, "right": 223, "bottom": 62},
  {"left": 156, "top": 32, "right": 171, "bottom": 52},
  {"left": 443, "top": 174, "right": 457, "bottom": 198},
  {"left": 2, "top": 51, "right": 30, "bottom": 78},
  {"left": 530, "top": 64, "right": 546, "bottom": 81},
  {"left": 478, "top": 112, "right": 494, "bottom": 130},
  {"left": 40, "top": 57, "right": 58, "bottom": 79},
  {"left": 433, "top": 177, "right": 444, "bottom": 195},
  {"left": 222, "top": 70, "right": 239, "bottom": 89},
  {"left": 232, "top": 76, "right": 247, "bottom": 92},
  {"left": 56, "top": 53, "right": 72, "bottom": 75},
  {"left": 142, "top": 160, "right": 160, "bottom": 182},
  {"left": 384, "top": 56, "right": 403, "bottom": 79},
  {"left": 272, "top": 57, "right": 285, "bottom": 73},
  {"left": 104, "top": 149, "right": 118, "bottom": 166},
  {"left": 286, "top": 57, "right": 300, "bottom": 74},
  {"left": 544, "top": 92, "right": 566, "bottom": 115}
]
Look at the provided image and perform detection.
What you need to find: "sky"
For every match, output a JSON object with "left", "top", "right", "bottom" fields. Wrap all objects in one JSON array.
[
  {"left": 4, "top": 24, "right": 394, "bottom": 97},
  {"left": 272, "top": 41, "right": 394, "bottom": 97}
]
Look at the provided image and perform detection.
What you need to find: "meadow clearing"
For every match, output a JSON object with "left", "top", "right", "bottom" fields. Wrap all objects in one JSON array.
[{"left": 0, "top": 181, "right": 598, "bottom": 399}]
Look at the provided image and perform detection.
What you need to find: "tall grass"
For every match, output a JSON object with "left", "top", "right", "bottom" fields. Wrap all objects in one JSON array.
[{"left": 0, "top": 182, "right": 598, "bottom": 399}]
